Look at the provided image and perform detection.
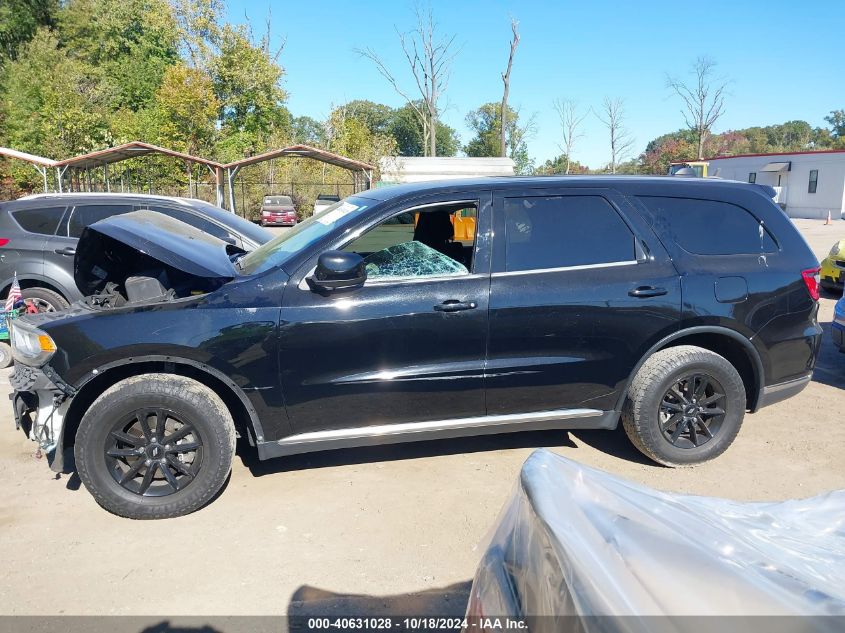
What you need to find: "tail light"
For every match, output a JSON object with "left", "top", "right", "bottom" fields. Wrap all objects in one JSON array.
[
  {"left": 0, "top": 238, "right": 9, "bottom": 247},
  {"left": 802, "top": 267, "right": 820, "bottom": 301}
]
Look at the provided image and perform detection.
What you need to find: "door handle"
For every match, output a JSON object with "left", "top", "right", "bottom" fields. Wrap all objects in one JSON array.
[
  {"left": 434, "top": 300, "right": 477, "bottom": 312},
  {"left": 628, "top": 286, "right": 667, "bottom": 298},
  {"left": 54, "top": 247, "right": 76, "bottom": 256}
]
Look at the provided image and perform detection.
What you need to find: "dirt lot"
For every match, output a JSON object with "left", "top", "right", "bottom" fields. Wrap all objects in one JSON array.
[{"left": 0, "top": 219, "right": 843, "bottom": 618}]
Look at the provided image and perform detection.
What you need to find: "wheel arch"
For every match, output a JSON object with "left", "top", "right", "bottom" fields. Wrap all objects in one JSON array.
[
  {"left": 61, "top": 355, "right": 265, "bottom": 451},
  {"left": 616, "top": 326, "right": 766, "bottom": 413},
  {"left": 1, "top": 276, "right": 73, "bottom": 302}
]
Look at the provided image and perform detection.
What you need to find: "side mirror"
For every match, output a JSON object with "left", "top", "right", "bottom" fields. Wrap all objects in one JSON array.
[{"left": 307, "top": 251, "right": 366, "bottom": 292}]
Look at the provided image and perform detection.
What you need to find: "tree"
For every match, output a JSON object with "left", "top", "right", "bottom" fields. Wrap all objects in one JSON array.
[
  {"left": 0, "top": 0, "right": 58, "bottom": 63},
  {"left": 825, "top": 110, "right": 845, "bottom": 142},
  {"left": 356, "top": 5, "right": 459, "bottom": 157},
  {"left": 1, "top": 29, "right": 111, "bottom": 159},
  {"left": 535, "top": 154, "right": 587, "bottom": 175},
  {"left": 666, "top": 56, "right": 728, "bottom": 159},
  {"left": 499, "top": 18, "right": 520, "bottom": 158},
  {"left": 639, "top": 129, "right": 697, "bottom": 174},
  {"left": 291, "top": 116, "right": 325, "bottom": 145},
  {"left": 212, "top": 23, "right": 288, "bottom": 142},
  {"left": 326, "top": 104, "right": 397, "bottom": 167},
  {"left": 595, "top": 97, "right": 634, "bottom": 173},
  {"left": 390, "top": 102, "right": 459, "bottom": 156},
  {"left": 552, "top": 98, "right": 587, "bottom": 174},
  {"left": 153, "top": 63, "right": 219, "bottom": 158},
  {"left": 465, "top": 102, "right": 535, "bottom": 174},
  {"left": 58, "top": 0, "right": 180, "bottom": 111}
]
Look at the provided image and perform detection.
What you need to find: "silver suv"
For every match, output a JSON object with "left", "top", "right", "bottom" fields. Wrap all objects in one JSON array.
[{"left": 0, "top": 193, "right": 271, "bottom": 311}]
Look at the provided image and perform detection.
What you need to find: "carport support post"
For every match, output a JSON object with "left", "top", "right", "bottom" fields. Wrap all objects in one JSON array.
[
  {"left": 212, "top": 166, "right": 225, "bottom": 208},
  {"left": 226, "top": 165, "right": 241, "bottom": 214},
  {"left": 33, "top": 165, "right": 48, "bottom": 192}
]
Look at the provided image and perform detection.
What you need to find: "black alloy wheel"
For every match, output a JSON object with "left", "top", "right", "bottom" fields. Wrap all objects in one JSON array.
[
  {"left": 105, "top": 408, "right": 203, "bottom": 497},
  {"left": 658, "top": 373, "right": 727, "bottom": 449}
]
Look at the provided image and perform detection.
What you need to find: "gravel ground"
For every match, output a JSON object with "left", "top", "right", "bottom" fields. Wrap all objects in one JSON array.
[{"left": 0, "top": 219, "right": 843, "bottom": 618}]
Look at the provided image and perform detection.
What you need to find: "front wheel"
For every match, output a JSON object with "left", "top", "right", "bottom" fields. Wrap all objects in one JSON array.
[
  {"left": 21, "top": 287, "right": 69, "bottom": 313},
  {"left": 75, "top": 374, "right": 236, "bottom": 519},
  {"left": 622, "top": 345, "right": 746, "bottom": 466}
]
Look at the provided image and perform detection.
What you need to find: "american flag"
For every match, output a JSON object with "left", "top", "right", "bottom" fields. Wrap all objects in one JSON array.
[{"left": 5, "top": 273, "right": 21, "bottom": 312}]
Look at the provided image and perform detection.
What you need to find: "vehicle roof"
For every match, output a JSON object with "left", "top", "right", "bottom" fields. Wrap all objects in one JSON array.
[
  {"left": 356, "top": 175, "right": 772, "bottom": 202},
  {"left": 2, "top": 192, "right": 272, "bottom": 244},
  {"left": 17, "top": 192, "right": 204, "bottom": 205}
]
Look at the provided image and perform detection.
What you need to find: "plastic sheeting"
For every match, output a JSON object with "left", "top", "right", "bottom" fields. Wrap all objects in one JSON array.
[
  {"left": 364, "top": 240, "right": 467, "bottom": 280},
  {"left": 468, "top": 449, "right": 845, "bottom": 625}
]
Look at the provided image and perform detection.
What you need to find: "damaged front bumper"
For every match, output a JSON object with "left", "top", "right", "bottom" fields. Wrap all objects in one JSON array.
[{"left": 10, "top": 363, "right": 76, "bottom": 472}]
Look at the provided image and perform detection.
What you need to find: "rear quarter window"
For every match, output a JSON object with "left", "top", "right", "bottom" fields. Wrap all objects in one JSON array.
[
  {"left": 637, "top": 196, "right": 777, "bottom": 255},
  {"left": 11, "top": 206, "right": 65, "bottom": 235}
]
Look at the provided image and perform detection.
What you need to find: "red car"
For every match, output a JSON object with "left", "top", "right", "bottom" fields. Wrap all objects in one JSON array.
[{"left": 259, "top": 195, "right": 297, "bottom": 226}]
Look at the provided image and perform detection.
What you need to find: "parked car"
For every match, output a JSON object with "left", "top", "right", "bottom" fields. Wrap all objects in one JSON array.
[
  {"left": 10, "top": 177, "right": 821, "bottom": 519},
  {"left": 833, "top": 295, "right": 845, "bottom": 353},
  {"left": 0, "top": 193, "right": 272, "bottom": 312},
  {"left": 259, "top": 195, "right": 297, "bottom": 226},
  {"left": 820, "top": 238, "right": 845, "bottom": 293},
  {"left": 313, "top": 193, "right": 341, "bottom": 214}
]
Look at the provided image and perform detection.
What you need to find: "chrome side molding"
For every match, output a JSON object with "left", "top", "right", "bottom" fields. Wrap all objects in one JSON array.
[{"left": 276, "top": 407, "right": 604, "bottom": 447}]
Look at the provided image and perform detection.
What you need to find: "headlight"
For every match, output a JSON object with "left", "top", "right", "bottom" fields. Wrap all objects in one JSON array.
[{"left": 10, "top": 320, "right": 57, "bottom": 366}]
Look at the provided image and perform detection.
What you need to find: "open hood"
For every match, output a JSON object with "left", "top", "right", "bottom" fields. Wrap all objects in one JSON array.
[{"left": 75, "top": 210, "right": 240, "bottom": 301}]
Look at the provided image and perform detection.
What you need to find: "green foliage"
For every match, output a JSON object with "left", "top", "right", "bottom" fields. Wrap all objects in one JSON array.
[
  {"left": 0, "top": 0, "right": 58, "bottom": 63},
  {"left": 291, "top": 116, "right": 325, "bottom": 145},
  {"left": 212, "top": 24, "right": 289, "bottom": 140},
  {"left": 535, "top": 154, "right": 588, "bottom": 175},
  {"left": 465, "top": 102, "right": 534, "bottom": 174}
]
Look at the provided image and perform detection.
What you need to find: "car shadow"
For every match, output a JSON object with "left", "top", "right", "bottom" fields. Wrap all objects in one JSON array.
[
  {"left": 237, "top": 422, "right": 659, "bottom": 476},
  {"left": 287, "top": 581, "right": 472, "bottom": 622},
  {"left": 812, "top": 321, "right": 845, "bottom": 390},
  {"left": 238, "top": 429, "right": 579, "bottom": 476}
]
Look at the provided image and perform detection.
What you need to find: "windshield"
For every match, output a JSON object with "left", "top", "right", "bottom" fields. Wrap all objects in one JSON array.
[
  {"left": 238, "top": 197, "right": 372, "bottom": 275},
  {"left": 264, "top": 196, "right": 293, "bottom": 206}
]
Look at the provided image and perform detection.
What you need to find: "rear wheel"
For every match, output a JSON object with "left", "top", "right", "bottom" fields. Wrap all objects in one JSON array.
[
  {"left": 75, "top": 374, "right": 236, "bottom": 519},
  {"left": 622, "top": 345, "right": 746, "bottom": 466},
  {"left": 20, "top": 287, "right": 69, "bottom": 313}
]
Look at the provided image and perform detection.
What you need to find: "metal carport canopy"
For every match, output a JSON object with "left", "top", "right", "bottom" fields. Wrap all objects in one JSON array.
[
  {"left": 222, "top": 144, "right": 375, "bottom": 215},
  {"left": 0, "top": 147, "right": 58, "bottom": 191},
  {"left": 54, "top": 141, "right": 227, "bottom": 206}
]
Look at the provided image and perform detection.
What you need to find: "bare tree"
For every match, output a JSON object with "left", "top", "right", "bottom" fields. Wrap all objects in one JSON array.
[
  {"left": 356, "top": 5, "right": 460, "bottom": 157},
  {"left": 552, "top": 98, "right": 588, "bottom": 174},
  {"left": 500, "top": 18, "right": 520, "bottom": 158},
  {"left": 666, "top": 56, "right": 728, "bottom": 159},
  {"left": 595, "top": 97, "right": 634, "bottom": 174}
]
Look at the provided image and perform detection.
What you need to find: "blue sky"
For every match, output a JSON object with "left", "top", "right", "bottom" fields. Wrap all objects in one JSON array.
[{"left": 226, "top": 0, "right": 845, "bottom": 168}]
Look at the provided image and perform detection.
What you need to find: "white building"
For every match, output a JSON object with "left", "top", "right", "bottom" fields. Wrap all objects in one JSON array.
[
  {"left": 705, "top": 149, "right": 845, "bottom": 219},
  {"left": 378, "top": 156, "right": 515, "bottom": 185}
]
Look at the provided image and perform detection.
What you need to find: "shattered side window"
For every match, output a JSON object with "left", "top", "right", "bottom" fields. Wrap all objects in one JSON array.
[{"left": 364, "top": 241, "right": 468, "bottom": 280}]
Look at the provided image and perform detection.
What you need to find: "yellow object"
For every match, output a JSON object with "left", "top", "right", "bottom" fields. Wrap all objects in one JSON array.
[
  {"left": 38, "top": 334, "right": 56, "bottom": 352},
  {"left": 820, "top": 238, "right": 845, "bottom": 291}
]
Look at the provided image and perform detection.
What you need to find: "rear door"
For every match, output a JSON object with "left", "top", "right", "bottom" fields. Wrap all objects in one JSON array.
[
  {"left": 1, "top": 204, "right": 67, "bottom": 290},
  {"left": 44, "top": 202, "right": 134, "bottom": 298},
  {"left": 486, "top": 187, "right": 681, "bottom": 415}
]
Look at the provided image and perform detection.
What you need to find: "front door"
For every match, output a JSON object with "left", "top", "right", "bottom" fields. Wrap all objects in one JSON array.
[
  {"left": 486, "top": 187, "right": 681, "bottom": 415},
  {"left": 279, "top": 193, "right": 493, "bottom": 434}
]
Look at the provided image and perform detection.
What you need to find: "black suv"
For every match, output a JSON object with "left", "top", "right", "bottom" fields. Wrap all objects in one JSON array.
[
  {"left": 0, "top": 193, "right": 271, "bottom": 311},
  {"left": 9, "top": 177, "right": 821, "bottom": 519}
]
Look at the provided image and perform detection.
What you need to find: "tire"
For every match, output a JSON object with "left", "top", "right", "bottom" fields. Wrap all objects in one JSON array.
[
  {"left": 622, "top": 345, "right": 746, "bottom": 467},
  {"left": 75, "top": 374, "right": 236, "bottom": 519},
  {"left": 20, "top": 287, "right": 69, "bottom": 312},
  {"left": 0, "top": 341, "right": 11, "bottom": 369},
  {"left": 820, "top": 281, "right": 842, "bottom": 296}
]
